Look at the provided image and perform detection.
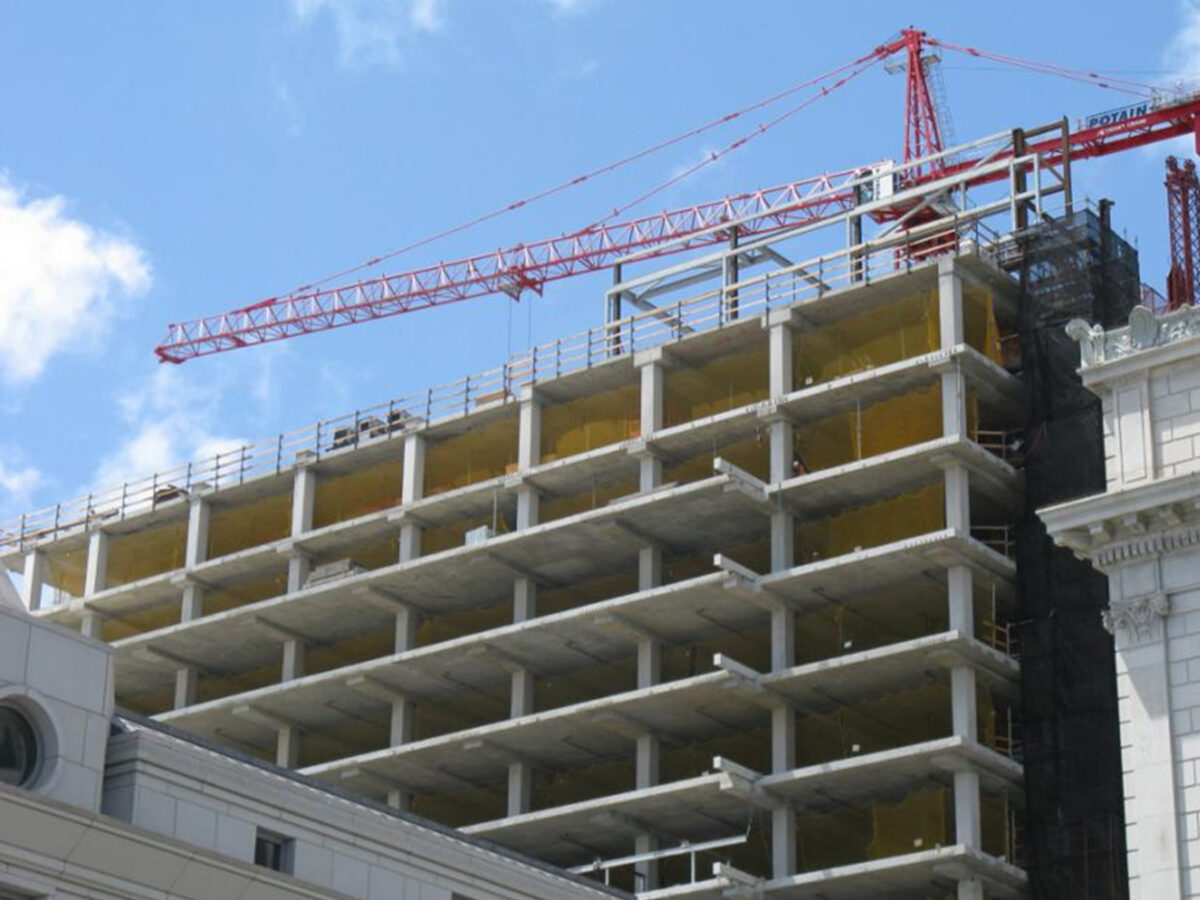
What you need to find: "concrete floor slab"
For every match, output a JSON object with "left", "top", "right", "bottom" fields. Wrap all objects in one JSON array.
[
  {"left": 463, "top": 774, "right": 749, "bottom": 865},
  {"left": 147, "top": 571, "right": 759, "bottom": 724},
  {"left": 774, "top": 435, "right": 1023, "bottom": 519},
  {"left": 113, "top": 473, "right": 767, "bottom": 697},
  {"left": 763, "top": 844, "right": 1027, "bottom": 899}
]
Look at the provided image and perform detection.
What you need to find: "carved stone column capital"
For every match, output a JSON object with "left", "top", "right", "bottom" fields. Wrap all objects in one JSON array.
[{"left": 1102, "top": 593, "right": 1170, "bottom": 647}]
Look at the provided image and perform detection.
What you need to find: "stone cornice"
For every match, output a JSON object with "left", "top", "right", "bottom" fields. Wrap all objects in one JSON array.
[
  {"left": 1039, "top": 478, "right": 1200, "bottom": 570},
  {"left": 1068, "top": 303, "right": 1200, "bottom": 374}
]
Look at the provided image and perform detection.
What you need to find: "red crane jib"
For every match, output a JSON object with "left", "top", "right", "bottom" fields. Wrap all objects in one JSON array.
[{"left": 155, "top": 69, "right": 1200, "bottom": 364}]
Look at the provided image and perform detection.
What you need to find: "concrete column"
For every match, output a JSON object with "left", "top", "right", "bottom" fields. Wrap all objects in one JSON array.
[
  {"left": 282, "top": 639, "right": 306, "bottom": 682},
  {"left": 174, "top": 500, "right": 209, "bottom": 706},
  {"left": 81, "top": 531, "right": 109, "bottom": 639},
  {"left": 951, "top": 616, "right": 982, "bottom": 873},
  {"left": 767, "top": 313, "right": 798, "bottom": 878},
  {"left": 185, "top": 496, "right": 211, "bottom": 568},
  {"left": 83, "top": 530, "right": 109, "bottom": 597},
  {"left": 516, "top": 391, "right": 541, "bottom": 530},
  {"left": 508, "top": 399, "right": 541, "bottom": 818},
  {"left": 174, "top": 666, "right": 198, "bottom": 709},
  {"left": 399, "top": 433, "right": 426, "bottom": 562},
  {"left": 276, "top": 726, "right": 300, "bottom": 769},
  {"left": 768, "top": 317, "right": 795, "bottom": 572},
  {"left": 382, "top": 605, "right": 419, "bottom": 811},
  {"left": 938, "top": 258, "right": 965, "bottom": 349},
  {"left": 508, "top": 575, "right": 537, "bottom": 818},
  {"left": 638, "top": 354, "right": 665, "bottom": 492},
  {"left": 941, "top": 363, "right": 968, "bottom": 440},
  {"left": 634, "top": 620, "right": 663, "bottom": 890},
  {"left": 947, "top": 565, "right": 974, "bottom": 636},
  {"left": 181, "top": 496, "right": 210, "bottom": 622},
  {"left": 288, "top": 466, "right": 316, "bottom": 593},
  {"left": 21, "top": 551, "right": 46, "bottom": 611},
  {"left": 944, "top": 464, "right": 971, "bottom": 536}
]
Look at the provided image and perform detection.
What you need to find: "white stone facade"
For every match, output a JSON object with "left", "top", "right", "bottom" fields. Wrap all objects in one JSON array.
[{"left": 1043, "top": 304, "right": 1200, "bottom": 900}]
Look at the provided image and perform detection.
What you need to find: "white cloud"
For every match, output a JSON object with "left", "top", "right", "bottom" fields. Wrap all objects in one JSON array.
[
  {"left": 0, "top": 175, "right": 150, "bottom": 385},
  {"left": 541, "top": 0, "right": 596, "bottom": 14},
  {"left": 92, "top": 367, "right": 248, "bottom": 492},
  {"left": 0, "top": 453, "right": 43, "bottom": 510},
  {"left": 293, "top": 0, "right": 446, "bottom": 69},
  {"left": 270, "top": 73, "right": 303, "bottom": 137}
]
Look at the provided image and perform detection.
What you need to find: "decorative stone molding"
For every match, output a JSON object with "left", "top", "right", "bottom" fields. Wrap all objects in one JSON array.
[
  {"left": 1067, "top": 303, "right": 1200, "bottom": 369},
  {"left": 1102, "top": 593, "right": 1171, "bottom": 646}
]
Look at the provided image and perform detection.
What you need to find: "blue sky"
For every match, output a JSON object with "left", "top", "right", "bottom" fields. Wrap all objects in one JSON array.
[{"left": 0, "top": 0, "right": 1196, "bottom": 527}]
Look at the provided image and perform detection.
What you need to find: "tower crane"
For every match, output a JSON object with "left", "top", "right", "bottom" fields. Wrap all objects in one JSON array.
[{"left": 155, "top": 29, "right": 1200, "bottom": 365}]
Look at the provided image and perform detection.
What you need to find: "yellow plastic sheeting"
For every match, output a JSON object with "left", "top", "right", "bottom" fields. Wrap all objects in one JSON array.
[
  {"left": 795, "top": 483, "right": 945, "bottom": 565},
  {"left": 535, "top": 658, "right": 637, "bottom": 714},
  {"left": 664, "top": 344, "right": 769, "bottom": 428},
  {"left": 661, "top": 624, "right": 771, "bottom": 685},
  {"left": 980, "top": 789, "right": 1015, "bottom": 861},
  {"left": 540, "top": 383, "right": 640, "bottom": 463},
  {"left": 43, "top": 546, "right": 86, "bottom": 599},
  {"left": 794, "top": 384, "right": 943, "bottom": 474},
  {"left": 537, "top": 570, "right": 639, "bottom": 617},
  {"left": 299, "top": 714, "right": 390, "bottom": 768},
  {"left": 796, "top": 682, "right": 952, "bottom": 768},
  {"left": 195, "top": 660, "right": 283, "bottom": 709},
  {"left": 207, "top": 492, "right": 291, "bottom": 561},
  {"left": 531, "top": 757, "right": 634, "bottom": 812},
  {"left": 412, "top": 689, "right": 508, "bottom": 742},
  {"left": 794, "top": 291, "right": 938, "bottom": 388},
  {"left": 664, "top": 435, "right": 770, "bottom": 486},
  {"left": 662, "top": 537, "right": 771, "bottom": 587},
  {"left": 660, "top": 724, "right": 772, "bottom": 784},
  {"left": 306, "top": 628, "right": 394, "bottom": 678},
  {"left": 106, "top": 519, "right": 187, "bottom": 589},
  {"left": 311, "top": 535, "right": 397, "bottom": 574},
  {"left": 421, "top": 508, "right": 511, "bottom": 555},
  {"left": 203, "top": 572, "right": 287, "bottom": 618},
  {"left": 794, "top": 582, "right": 949, "bottom": 665},
  {"left": 868, "top": 786, "right": 951, "bottom": 860},
  {"left": 963, "top": 285, "right": 1004, "bottom": 366},
  {"left": 312, "top": 457, "right": 404, "bottom": 530},
  {"left": 424, "top": 416, "right": 519, "bottom": 498},
  {"left": 100, "top": 605, "right": 182, "bottom": 643},
  {"left": 412, "top": 783, "right": 506, "bottom": 829},
  {"left": 539, "top": 477, "right": 640, "bottom": 526},
  {"left": 118, "top": 689, "right": 175, "bottom": 719},
  {"left": 417, "top": 599, "right": 512, "bottom": 649}
]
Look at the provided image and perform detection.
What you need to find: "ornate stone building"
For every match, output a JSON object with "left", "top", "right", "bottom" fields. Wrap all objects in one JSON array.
[{"left": 1042, "top": 303, "right": 1200, "bottom": 900}]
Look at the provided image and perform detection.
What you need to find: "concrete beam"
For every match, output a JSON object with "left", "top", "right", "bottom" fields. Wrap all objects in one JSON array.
[
  {"left": 21, "top": 551, "right": 45, "bottom": 612},
  {"left": 84, "top": 530, "right": 109, "bottom": 597}
]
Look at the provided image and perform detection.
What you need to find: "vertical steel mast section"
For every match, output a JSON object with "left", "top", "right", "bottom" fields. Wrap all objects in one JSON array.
[{"left": 1167, "top": 156, "right": 1200, "bottom": 311}]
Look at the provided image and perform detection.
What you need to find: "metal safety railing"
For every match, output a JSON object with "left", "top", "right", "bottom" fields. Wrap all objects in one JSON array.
[{"left": 569, "top": 832, "right": 749, "bottom": 889}]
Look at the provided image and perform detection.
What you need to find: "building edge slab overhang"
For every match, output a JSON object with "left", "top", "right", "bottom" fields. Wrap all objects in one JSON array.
[{"left": 636, "top": 843, "right": 1026, "bottom": 900}]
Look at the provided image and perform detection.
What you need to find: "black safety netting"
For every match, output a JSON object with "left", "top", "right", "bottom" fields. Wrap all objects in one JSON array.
[{"left": 1012, "top": 205, "right": 1138, "bottom": 899}]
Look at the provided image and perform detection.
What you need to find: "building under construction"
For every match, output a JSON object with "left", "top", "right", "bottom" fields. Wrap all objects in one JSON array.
[
  {"left": 6, "top": 115, "right": 1160, "bottom": 900},
  {"left": 8, "top": 28, "right": 1200, "bottom": 900}
]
